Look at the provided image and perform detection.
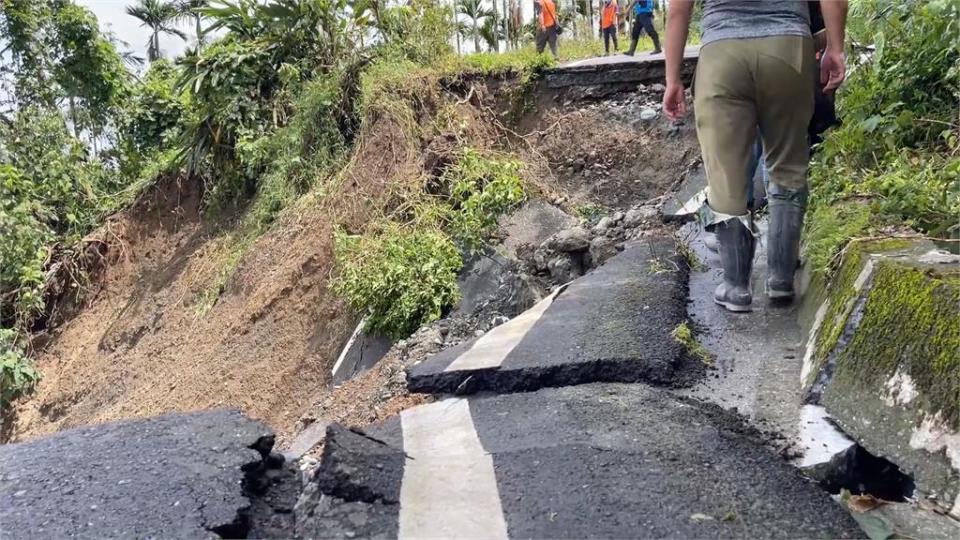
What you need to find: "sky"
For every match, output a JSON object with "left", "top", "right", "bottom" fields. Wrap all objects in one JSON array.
[
  {"left": 77, "top": 1, "right": 545, "bottom": 62},
  {"left": 78, "top": 0, "right": 196, "bottom": 62}
]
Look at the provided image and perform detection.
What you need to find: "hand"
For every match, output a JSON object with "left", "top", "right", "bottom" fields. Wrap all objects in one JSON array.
[
  {"left": 820, "top": 47, "right": 846, "bottom": 93},
  {"left": 663, "top": 82, "right": 687, "bottom": 121}
]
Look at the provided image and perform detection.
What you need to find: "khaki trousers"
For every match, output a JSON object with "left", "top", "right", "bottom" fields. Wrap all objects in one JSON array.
[{"left": 694, "top": 36, "right": 815, "bottom": 217}]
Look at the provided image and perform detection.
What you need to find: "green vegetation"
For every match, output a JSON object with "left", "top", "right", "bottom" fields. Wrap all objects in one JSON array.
[
  {"left": 675, "top": 237, "right": 705, "bottom": 272},
  {"left": 333, "top": 225, "right": 463, "bottom": 340},
  {"left": 671, "top": 322, "right": 712, "bottom": 366},
  {"left": 125, "top": 0, "right": 187, "bottom": 62},
  {"left": 833, "top": 260, "right": 960, "bottom": 428},
  {"left": 807, "top": 238, "right": 911, "bottom": 386},
  {"left": 3, "top": 0, "right": 579, "bottom": 407},
  {"left": 805, "top": 0, "right": 959, "bottom": 276},
  {"left": 333, "top": 148, "right": 525, "bottom": 338},
  {"left": 0, "top": 329, "right": 40, "bottom": 409}
]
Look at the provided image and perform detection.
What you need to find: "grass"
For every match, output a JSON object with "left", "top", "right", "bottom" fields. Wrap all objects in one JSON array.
[{"left": 672, "top": 322, "right": 712, "bottom": 366}]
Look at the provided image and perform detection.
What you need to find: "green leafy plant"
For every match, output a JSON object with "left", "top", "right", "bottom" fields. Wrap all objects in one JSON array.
[
  {"left": 806, "top": 0, "right": 959, "bottom": 275},
  {"left": 0, "top": 329, "right": 40, "bottom": 409},
  {"left": 333, "top": 224, "right": 463, "bottom": 339},
  {"left": 443, "top": 148, "right": 525, "bottom": 251}
]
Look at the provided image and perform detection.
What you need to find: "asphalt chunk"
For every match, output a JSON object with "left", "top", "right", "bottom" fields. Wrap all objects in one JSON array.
[
  {"left": 0, "top": 410, "right": 272, "bottom": 539},
  {"left": 407, "top": 237, "right": 696, "bottom": 395}
]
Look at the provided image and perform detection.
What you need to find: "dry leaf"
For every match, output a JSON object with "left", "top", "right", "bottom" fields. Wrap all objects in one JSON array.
[{"left": 848, "top": 494, "right": 887, "bottom": 513}]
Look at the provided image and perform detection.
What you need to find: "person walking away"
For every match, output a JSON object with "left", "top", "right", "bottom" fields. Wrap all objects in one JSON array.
[
  {"left": 601, "top": 0, "right": 620, "bottom": 55},
  {"left": 535, "top": 0, "right": 560, "bottom": 59},
  {"left": 662, "top": 0, "right": 847, "bottom": 312},
  {"left": 624, "top": 0, "right": 661, "bottom": 56},
  {"left": 703, "top": 1, "right": 838, "bottom": 253}
]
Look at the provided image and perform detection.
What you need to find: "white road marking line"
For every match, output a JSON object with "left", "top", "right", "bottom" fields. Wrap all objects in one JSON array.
[
  {"left": 445, "top": 287, "right": 565, "bottom": 372},
  {"left": 331, "top": 319, "right": 365, "bottom": 377},
  {"left": 399, "top": 399, "right": 508, "bottom": 540}
]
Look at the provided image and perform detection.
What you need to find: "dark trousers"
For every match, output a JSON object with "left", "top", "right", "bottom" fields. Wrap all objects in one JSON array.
[
  {"left": 628, "top": 13, "right": 660, "bottom": 53},
  {"left": 536, "top": 25, "right": 559, "bottom": 58},
  {"left": 602, "top": 26, "right": 618, "bottom": 53}
]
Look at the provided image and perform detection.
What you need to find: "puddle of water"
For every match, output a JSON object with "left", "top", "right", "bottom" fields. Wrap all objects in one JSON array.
[{"left": 794, "top": 404, "right": 855, "bottom": 468}]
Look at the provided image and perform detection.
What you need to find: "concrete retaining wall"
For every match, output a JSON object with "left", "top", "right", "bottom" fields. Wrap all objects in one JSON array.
[{"left": 799, "top": 238, "right": 960, "bottom": 516}]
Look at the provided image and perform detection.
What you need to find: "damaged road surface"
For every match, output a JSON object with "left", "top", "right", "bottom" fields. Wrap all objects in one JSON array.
[
  {"left": 408, "top": 237, "right": 697, "bottom": 395},
  {"left": 0, "top": 410, "right": 292, "bottom": 539},
  {"left": 297, "top": 383, "right": 862, "bottom": 539}
]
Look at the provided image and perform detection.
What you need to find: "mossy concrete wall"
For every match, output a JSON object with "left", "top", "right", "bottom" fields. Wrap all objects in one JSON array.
[{"left": 800, "top": 239, "right": 960, "bottom": 517}]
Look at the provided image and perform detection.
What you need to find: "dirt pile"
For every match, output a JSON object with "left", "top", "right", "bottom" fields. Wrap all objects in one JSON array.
[{"left": 527, "top": 84, "right": 700, "bottom": 210}]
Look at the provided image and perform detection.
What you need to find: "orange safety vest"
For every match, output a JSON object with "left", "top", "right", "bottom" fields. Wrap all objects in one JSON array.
[
  {"left": 539, "top": 0, "right": 557, "bottom": 28},
  {"left": 601, "top": 1, "right": 618, "bottom": 29}
]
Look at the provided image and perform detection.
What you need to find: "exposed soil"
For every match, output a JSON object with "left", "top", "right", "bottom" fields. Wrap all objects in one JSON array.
[
  {"left": 5, "top": 73, "right": 699, "bottom": 447},
  {"left": 5, "top": 77, "right": 451, "bottom": 442},
  {"left": 518, "top": 85, "right": 700, "bottom": 211}
]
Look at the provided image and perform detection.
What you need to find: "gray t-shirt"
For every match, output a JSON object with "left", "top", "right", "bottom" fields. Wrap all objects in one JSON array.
[{"left": 700, "top": 0, "right": 811, "bottom": 45}]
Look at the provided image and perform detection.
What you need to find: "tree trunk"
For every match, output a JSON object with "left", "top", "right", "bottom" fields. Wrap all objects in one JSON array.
[
  {"left": 490, "top": 0, "right": 499, "bottom": 52},
  {"left": 473, "top": 21, "right": 480, "bottom": 52},
  {"left": 69, "top": 96, "right": 78, "bottom": 138},
  {"left": 453, "top": 4, "right": 461, "bottom": 54},
  {"left": 502, "top": 0, "right": 509, "bottom": 50},
  {"left": 150, "top": 31, "right": 159, "bottom": 61},
  {"left": 195, "top": 14, "right": 203, "bottom": 50},
  {"left": 588, "top": 0, "right": 594, "bottom": 39}
]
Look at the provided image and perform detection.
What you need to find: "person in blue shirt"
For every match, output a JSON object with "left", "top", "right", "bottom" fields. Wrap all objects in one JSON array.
[{"left": 624, "top": 0, "right": 661, "bottom": 56}]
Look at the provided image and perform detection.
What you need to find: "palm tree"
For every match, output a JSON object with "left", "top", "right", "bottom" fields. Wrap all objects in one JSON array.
[
  {"left": 125, "top": 0, "right": 188, "bottom": 61},
  {"left": 178, "top": 0, "right": 208, "bottom": 50},
  {"left": 457, "top": 0, "right": 492, "bottom": 53}
]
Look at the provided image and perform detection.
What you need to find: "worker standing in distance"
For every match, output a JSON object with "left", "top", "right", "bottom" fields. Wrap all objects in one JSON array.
[
  {"left": 624, "top": 0, "right": 661, "bottom": 56},
  {"left": 601, "top": 0, "right": 620, "bottom": 55},
  {"left": 534, "top": 0, "right": 560, "bottom": 59},
  {"left": 662, "top": 0, "right": 847, "bottom": 312}
]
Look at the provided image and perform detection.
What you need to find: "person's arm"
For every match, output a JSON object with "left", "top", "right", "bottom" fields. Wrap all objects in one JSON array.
[
  {"left": 662, "top": 0, "right": 693, "bottom": 120},
  {"left": 820, "top": 0, "right": 848, "bottom": 92}
]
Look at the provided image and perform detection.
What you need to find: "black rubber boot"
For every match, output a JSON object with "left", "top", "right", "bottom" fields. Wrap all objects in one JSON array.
[
  {"left": 625, "top": 38, "right": 638, "bottom": 56},
  {"left": 650, "top": 31, "right": 662, "bottom": 54},
  {"left": 714, "top": 217, "right": 755, "bottom": 312},
  {"left": 766, "top": 184, "right": 808, "bottom": 301}
]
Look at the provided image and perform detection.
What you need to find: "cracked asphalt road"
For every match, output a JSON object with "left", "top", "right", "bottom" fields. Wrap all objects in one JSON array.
[
  {"left": 298, "top": 384, "right": 862, "bottom": 539},
  {"left": 408, "top": 237, "right": 699, "bottom": 395},
  {"left": 0, "top": 410, "right": 270, "bottom": 539}
]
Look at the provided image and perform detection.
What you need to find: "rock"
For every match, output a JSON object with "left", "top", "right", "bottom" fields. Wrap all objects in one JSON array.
[
  {"left": 593, "top": 216, "right": 616, "bottom": 235},
  {"left": 532, "top": 246, "right": 552, "bottom": 273},
  {"left": 611, "top": 211, "right": 625, "bottom": 223},
  {"left": 406, "top": 327, "right": 444, "bottom": 361},
  {"left": 589, "top": 237, "right": 618, "bottom": 266},
  {"left": 547, "top": 254, "right": 582, "bottom": 284},
  {"left": 650, "top": 83, "right": 666, "bottom": 93},
  {"left": 551, "top": 227, "right": 591, "bottom": 253},
  {"left": 623, "top": 206, "right": 659, "bottom": 228},
  {"left": 640, "top": 108, "right": 658, "bottom": 121}
]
